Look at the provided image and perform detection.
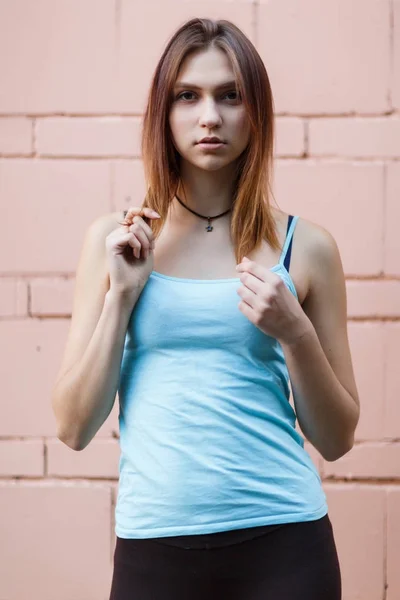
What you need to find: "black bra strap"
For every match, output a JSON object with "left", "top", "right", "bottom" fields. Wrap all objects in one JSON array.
[{"left": 284, "top": 215, "right": 294, "bottom": 272}]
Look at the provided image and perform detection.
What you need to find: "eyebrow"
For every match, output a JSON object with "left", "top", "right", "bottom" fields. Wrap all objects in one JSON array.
[{"left": 174, "top": 80, "right": 238, "bottom": 91}]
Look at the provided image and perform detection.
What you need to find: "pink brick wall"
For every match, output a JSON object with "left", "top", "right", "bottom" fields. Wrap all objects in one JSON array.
[{"left": 0, "top": 1, "right": 398, "bottom": 599}]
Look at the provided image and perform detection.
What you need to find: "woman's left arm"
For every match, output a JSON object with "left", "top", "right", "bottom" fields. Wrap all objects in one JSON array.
[
  {"left": 237, "top": 224, "right": 360, "bottom": 463},
  {"left": 280, "top": 226, "right": 360, "bottom": 462}
]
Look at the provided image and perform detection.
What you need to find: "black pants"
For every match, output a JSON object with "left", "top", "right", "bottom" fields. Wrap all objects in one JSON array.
[{"left": 109, "top": 514, "right": 341, "bottom": 599}]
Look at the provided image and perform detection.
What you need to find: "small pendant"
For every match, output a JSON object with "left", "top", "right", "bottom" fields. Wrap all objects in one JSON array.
[{"left": 206, "top": 217, "right": 213, "bottom": 232}]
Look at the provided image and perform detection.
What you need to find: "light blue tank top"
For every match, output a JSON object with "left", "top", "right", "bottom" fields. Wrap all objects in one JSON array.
[{"left": 115, "top": 215, "right": 328, "bottom": 538}]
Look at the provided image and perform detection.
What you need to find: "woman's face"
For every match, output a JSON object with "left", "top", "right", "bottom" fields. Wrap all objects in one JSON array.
[{"left": 169, "top": 46, "right": 251, "bottom": 172}]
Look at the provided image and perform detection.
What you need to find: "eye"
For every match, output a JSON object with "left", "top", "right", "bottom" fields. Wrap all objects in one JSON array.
[
  {"left": 174, "top": 90, "right": 241, "bottom": 102},
  {"left": 223, "top": 90, "right": 241, "bottom": 102},
  {"left": 175, "top": 91, "right": 196, "bottom": 101}
]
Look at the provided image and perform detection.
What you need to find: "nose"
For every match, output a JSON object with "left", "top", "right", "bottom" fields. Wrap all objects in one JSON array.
[{"left": 198, "top": 98, "right": 222, "bottom": 128}]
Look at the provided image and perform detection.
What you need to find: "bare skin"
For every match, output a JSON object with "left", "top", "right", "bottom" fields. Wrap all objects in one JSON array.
[{"left": 118, "top": 205, "right": 310, "bottom": 305}]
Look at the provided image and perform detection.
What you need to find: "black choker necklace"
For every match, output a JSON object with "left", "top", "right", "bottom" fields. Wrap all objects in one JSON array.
[{"left": 175, "top": 194, "right": 231, "bottom": 232}]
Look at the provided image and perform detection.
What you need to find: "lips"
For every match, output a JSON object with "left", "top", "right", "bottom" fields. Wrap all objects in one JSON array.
[{"left": 198, "top": 137, "right": 224, "bottom": 144}]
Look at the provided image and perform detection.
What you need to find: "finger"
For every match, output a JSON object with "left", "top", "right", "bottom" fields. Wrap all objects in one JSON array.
[
  {"left": 131, "top": 215, "right": 154, "bottom": 241},
  {"left": 124, "top": 206, "right": 160, "bottom": 224},
  {"left": 128, "top": 233, "right": 145, "bottom": 260},
  {"left": 126, "top": 233, "right": 142, "bottom": 259},
  {"left": 129, "top": 223, "right": 150, "bottom": 254},
  {"left": 131, "top": 217, "right": 156, "bottom": 256},
  {"left": 110, "top": 224, "right": 153, "bottom": 259},
  {"left": 236, "top": 260, "right": 269, "bottom": 282},
  {"left": 106, "top": 231, "right": 134, "bottom": 252},
  {"left": 106, "top": 231, "right": 141, "bottom": 260},
  {"left": 239, "top": 271, "right": 263, "bottom": 294},
  {"left": 237, "top": 284, "right": 257, "bottom": 307}
]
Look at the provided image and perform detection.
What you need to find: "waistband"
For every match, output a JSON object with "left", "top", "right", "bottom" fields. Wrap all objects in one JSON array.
[{"left": 121, "top": 515, "right": 330, "bottom": 550}]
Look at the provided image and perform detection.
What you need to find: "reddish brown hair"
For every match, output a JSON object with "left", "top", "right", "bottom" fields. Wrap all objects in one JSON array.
[{"left": 139, "top": 17, "right": 280, "bottom": 260}]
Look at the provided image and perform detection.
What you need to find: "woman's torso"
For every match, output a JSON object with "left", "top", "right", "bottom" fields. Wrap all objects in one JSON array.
[{"left": 113, "top": 206, "right": 327, "bottom": 539}]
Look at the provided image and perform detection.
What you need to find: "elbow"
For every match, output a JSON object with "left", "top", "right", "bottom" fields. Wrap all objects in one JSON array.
[
  {"left": 56, "top": 417, "right": 90, "bottom": 451},
  {"left": 56, "top": 417, "right": 93, "bottom": 451},
  {"left": 57, "top": 427, "right": 86, "bottom": 451},
  {"left": 322, "top": 436, "right": 355, "bottom": 462},
  {"left": 54, "top": 410, "right": 87, "bottom": 451},
  {"left": 52, "top": 394, "right": 86, "bottom": 452}
]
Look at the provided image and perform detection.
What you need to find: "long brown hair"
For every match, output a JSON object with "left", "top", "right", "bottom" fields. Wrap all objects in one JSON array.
[{"left": 138, "top": 17, "right": 280, "bottom": 261}]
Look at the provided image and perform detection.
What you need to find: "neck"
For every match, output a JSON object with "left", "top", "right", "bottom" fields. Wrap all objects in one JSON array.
[{"left": 173, "top": 161, "right": 236, "bottom": 217}]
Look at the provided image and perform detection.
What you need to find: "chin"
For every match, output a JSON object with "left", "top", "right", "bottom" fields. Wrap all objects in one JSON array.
[
  {"left": 177, "top": 148, "right": 238, "bottom": 172},
  {"left": 189, "top": 154, "right": 235, "bottom": 171},
  {"left": 197, "top": 162, "right": 232, "bottom": 173}
]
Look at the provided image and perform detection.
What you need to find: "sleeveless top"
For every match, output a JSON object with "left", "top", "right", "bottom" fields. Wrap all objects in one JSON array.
[{"left": 115, "top": 214, "right": 328, "bottom": 540}]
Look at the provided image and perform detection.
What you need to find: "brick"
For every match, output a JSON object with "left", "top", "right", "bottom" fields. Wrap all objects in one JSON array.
[
  {"left": 112, "top": 160, "right": 147, "bottom": 211},
  {"left": 0, "top": 440, "right": 44, "bottom": 477},
  {"left": 324, "top": 442, "right": 400, "bottom": 480},
  {"left": 0, "top": 118, "right": 32, "bottom": 154},
  {"left": 384, "top": 323, "right": 400, "bottom": 440},
  {"left": 387, "top": 488, "right": 400, "bottom": 600},
  {"left": 385, "top": 162, "right": 400, "bottom": 276},
  {"left": 393, "top": 0, "right": 400, "bottom": 110},
  {"left": 0, "top": 319, "right": 69, "bottom": 436},
  {"left": 0, "top": 160, "right": 111, "bottom": 273},
  {"left": 346, "top": 280, "right": 400, "bottom": 318},
  {"left": 0, "top": 483, "right": 113, "bottom": 600},
  {"left": 30, "top": 278, "right": 75, "bottom": 316},
  {"left": 309, "top": 117, "right": 400, "bottom": 158},
  {"left": 36, "top": 117, "right": 142, "bottom": 157},
  {"left": 347, "top": 323, "right": 385, "bottom": 441},
  {"left": 115, "top": 0, "right": 255, "bottom": 112},
  {"left": 0, "top": 279, "right": 28, "bottom": 317},
  {"left": 275, "top": 118, "right": 304, "bottom": 157},
  {"left": 324, "top": 484, "right": 385, "bottom": 600},
  {"left": 0, "top": 0, "right": 116, "bottom": 113},
  {"left": 47, "top": 438, "right": 120, "bottom": 478},
  {"left": 274, "top": 160, "right": 384, "bottom": 276},
  {"left": 258, "top": 0, "right": 390, "bottom": 114}
]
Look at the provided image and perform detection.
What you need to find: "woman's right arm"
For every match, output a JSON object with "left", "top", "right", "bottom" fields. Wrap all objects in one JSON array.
[{"left": 51, "top": 212, "right": 143, "bottom": 451}]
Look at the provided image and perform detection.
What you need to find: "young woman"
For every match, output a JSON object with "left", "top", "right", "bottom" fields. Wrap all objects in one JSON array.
[{"left": 52, "top": 17, "right": 360, "bottom": 600}]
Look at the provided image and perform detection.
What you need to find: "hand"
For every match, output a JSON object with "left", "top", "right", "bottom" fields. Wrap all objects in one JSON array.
[
  {"left": 106, "top": 206, "right": 160, "bottom": 296},
  {"left": 236, "top": 257, "right": 311, "bottom": 346}
]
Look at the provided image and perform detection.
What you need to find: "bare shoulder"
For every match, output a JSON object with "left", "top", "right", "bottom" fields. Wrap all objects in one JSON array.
[
  {"left": 293, "top": 216, "right": 345, "bottom": 310},
  {"left": 295, "top": 217, "right": 343, "bottom": 277},
  {"left": 295, "top": 216, "right": 340, "bottom": 257},
  {"left": 272, "top": 208, "right": 338, "bottom": 257},
  {"left": 77, "top": 210, "right": 126, "bottom": 281},
  {"left": 271, "top": 210, "right": 343, "bottom": 304}
]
